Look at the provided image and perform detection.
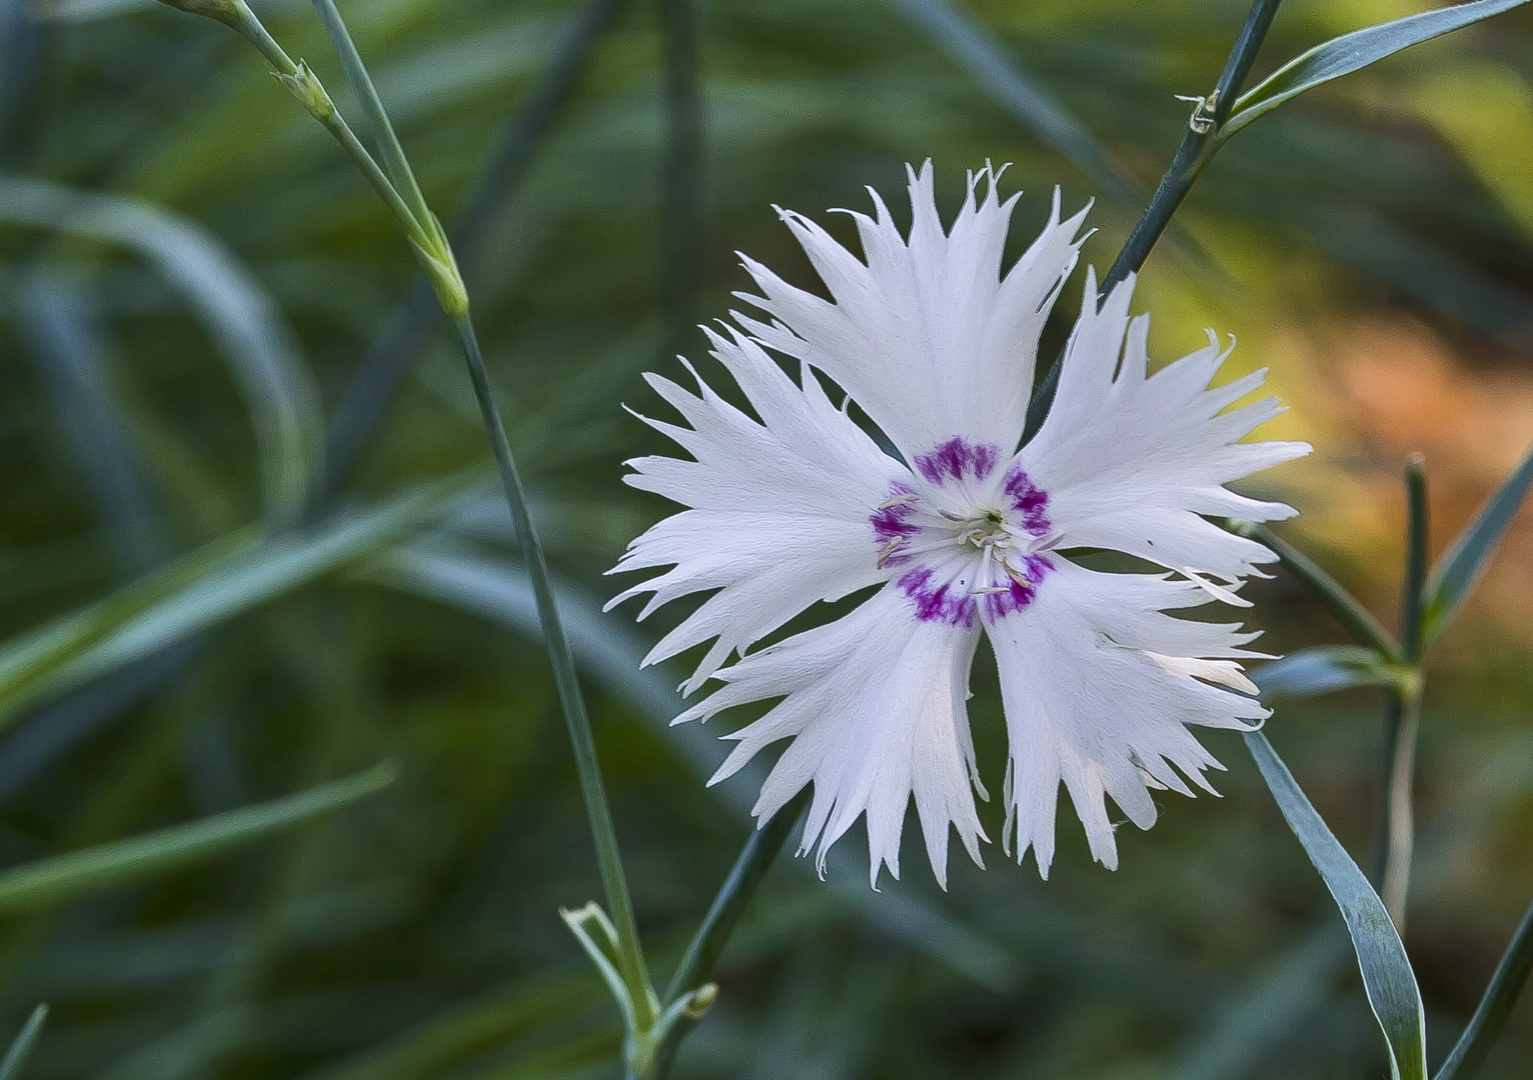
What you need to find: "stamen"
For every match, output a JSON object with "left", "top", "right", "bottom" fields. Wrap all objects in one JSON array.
[
  {"left": 1003, "top": 560, "right": 1032, "bottom": 587},
  {"left": 896, "top": 536, "right": 970, "bottom": 559},
  {"left": 876, "top": 536, "right": 904, "bottom": 569},
  {"left": 976, "top": 543, "right": 995, "bottom": 590},
  {"left": 875, "top": 493, "right": 918, "bottom": 510}
]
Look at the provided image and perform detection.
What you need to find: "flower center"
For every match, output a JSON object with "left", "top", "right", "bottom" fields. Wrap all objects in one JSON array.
[{"left": 868, "top": 438, "right": 1055, "bottom": 626}]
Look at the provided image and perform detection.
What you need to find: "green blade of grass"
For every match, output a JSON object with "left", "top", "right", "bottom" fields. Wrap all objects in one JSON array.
[
  {"left": 0, "top": 174, "right": 322, "bottom": 524},
  {"left": 0, "top": 1006, "right": 48, "bottom": 1080},
  {"left": 0, "top": 474, "right": 479, "bottom": 727},
  {"left": 0, "top": 762, "right": 396, "bottom": 918}
]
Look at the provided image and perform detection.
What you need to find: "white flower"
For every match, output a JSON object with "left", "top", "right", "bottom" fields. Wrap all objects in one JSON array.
[{"left": 608, "top": 163, "right": 1310, "bottom": 887}]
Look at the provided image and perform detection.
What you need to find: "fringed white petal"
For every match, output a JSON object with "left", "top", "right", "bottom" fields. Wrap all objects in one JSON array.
[
  {"left": 986, "top": 559, "right": 1269, "bottom": 877},
  {"left": 608, "top": 325, "right": 908, "bottom": 694},
  {"left": 678, "top": 584, "right": 988, "bottom": 889},
  {"left": 1020, "top": 270, "right": 1311, "bottom": 583},
  {"left": 733, "top": 161, "right": 1088, "bottom": 461}
]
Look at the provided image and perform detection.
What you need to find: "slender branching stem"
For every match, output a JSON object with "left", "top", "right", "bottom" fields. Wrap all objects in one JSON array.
[
  {"left": 320, "top": 0, "right": 631, "bottom": 496},
  {"left": 308, "top": 0, "right": 434, "bottom": 230},
  {"left": 451, "top": 317, "right": 656, "bottom": 1028},
  {"left": 222, "top": 3, "right": 433, "bottom": 253},
  {"left": 188, "top": 0, "right": 658, "bottom": 1030},
  {"left": 638, "top": 790, "right": 812, "bottom": 1080},
  {"left": 1023, "top": 0, "right": 1284, "bottom": 443},
  {"left": 1375, "top": 456, "right": 1428, "bottom": 927}
]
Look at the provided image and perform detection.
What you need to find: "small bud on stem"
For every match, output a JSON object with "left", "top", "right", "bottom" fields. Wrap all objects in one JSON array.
[{"left": 273, "top": 61, "right": 335, "bottom": 122}]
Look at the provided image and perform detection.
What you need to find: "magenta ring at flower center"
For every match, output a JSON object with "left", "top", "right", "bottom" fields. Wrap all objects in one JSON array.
[{"left": 869, "top": 437, "right": 1054, "bottom": 627}]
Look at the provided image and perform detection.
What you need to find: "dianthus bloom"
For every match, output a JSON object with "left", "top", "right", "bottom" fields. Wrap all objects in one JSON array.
[{"left": 609, "top": 164, "right": 1309, "bottom": 887}]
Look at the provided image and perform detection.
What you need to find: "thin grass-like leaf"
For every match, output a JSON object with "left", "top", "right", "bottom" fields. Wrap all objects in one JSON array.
[
  {"left": 886, "top": 0, "right": 1144, "bottom": 208},
  {"left": 1222, "top": 0, "right": 1532, "bottom": 142},
  {"left": 0, "top": 762, "right": 396, "bottom": 917},
  {"left": 0, "top": 475, "right": 479, "bottom": 727},
  {"left": 0, "top": 175, "right": 322, "bottom": 523},
  {"left": 1245, "top": 731, "right": 1427, "bottom": 1080},
  {"left": 0, "top": 1006, "right": 47, "bottom": 1080},
  {"left": 300, "top": 976, "right": 598, "bottom": 1080},
  {"left": 16, "top": 269, "right": 166, "bottom": 572},
  {"left": 1421, "top": 440, "right": 1533, "bottom": 649}
]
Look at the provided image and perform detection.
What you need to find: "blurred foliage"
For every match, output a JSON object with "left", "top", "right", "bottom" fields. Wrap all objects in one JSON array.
[{"left": 1, "top": 0, "right": 1533, "bottom": 1077}]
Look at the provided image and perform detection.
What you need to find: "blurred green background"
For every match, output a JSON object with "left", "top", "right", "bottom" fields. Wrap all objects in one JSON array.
[{"left": 1, "top": 0, "right": 1532, "bottom": 1076}]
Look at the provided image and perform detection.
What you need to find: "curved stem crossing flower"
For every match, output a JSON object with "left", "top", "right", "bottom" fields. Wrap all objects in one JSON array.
[{"left": 609, "top": 163, "right": 1309, "bottom": 886}]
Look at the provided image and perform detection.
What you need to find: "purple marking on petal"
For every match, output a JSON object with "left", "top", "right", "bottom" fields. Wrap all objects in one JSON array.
[
  {"left": 914, "top": 438, "right": 1003, "bottom": 486},
  {"left": 980, "top": 554, "right": 1054, "bottom": 621},
  {"left": 898, "top": 567, "right": 977, "bottom": 627},
  {"left": 870, "top": 480, "right": 920, "bottom": 551},
  {"left": 1003, "top": 463, "right": 1051, "bottom": 536}
]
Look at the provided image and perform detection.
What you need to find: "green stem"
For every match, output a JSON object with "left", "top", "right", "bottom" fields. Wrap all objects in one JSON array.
[
  {"left": 217, "top": 0, "right": 653, "bottom": 1035},
  {"left": 1228, "top": 521, "right": 1400, "bottom": 661},
  {"left": 320, "top": 0, "right": 631, "bottom": 497},
  {"left": 1434, "top": 896, "right": 1533, "bottom": 1080},
  {"left": 308, "top": 0, "right": 434, "bottom": 231},
  {"left": 1376, "top": 456, "right": 1429, "bottom": 928},
  {"left": 222, "top": 4, "right": 432, "bottom": 253},
  {"left": 1022, "top": 0, "right": 1283, "bottom": 443},
  {"left": 1401, "top": 454, "right": 1429, "bottom": 663},
  {"left": 451, "top": 316, "right": 655, "bottom": 1028},
  {"left": 1376, "top": 691, "right": 1419, "bottom": 927},
  {"left": 640, "top": 790, "right": 810, "bottom": 1080}
]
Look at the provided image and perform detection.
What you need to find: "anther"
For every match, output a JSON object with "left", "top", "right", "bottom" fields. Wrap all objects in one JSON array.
[{"left": 876, "top": 536, "right": 904, "bottom": 569}]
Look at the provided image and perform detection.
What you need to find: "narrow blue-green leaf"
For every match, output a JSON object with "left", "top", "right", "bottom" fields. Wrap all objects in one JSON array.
[
  {"left": 0, "top": 762, "right": 396, "bottom": 917},
  {"left": 1421, "top": 440, "right": 1533, "bottom": 649},
  {"left": 0, "top": 1006, "right": 47, "bottom": 1080},
  {"left": 1255, "top": 645, "right": 1406, "bottom": 700},
  {"left": 1245, "top": 731, "right": 1427, "bottom": 1080},
  {"left": 0, "top": 174, "right": 322, "bottom": 523},
  {"left": 0, "top": 474, "right": 477, "bottom": 728},
  {"left": 1223, "top": 0, "right": 1531, "bottom": 141}
]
